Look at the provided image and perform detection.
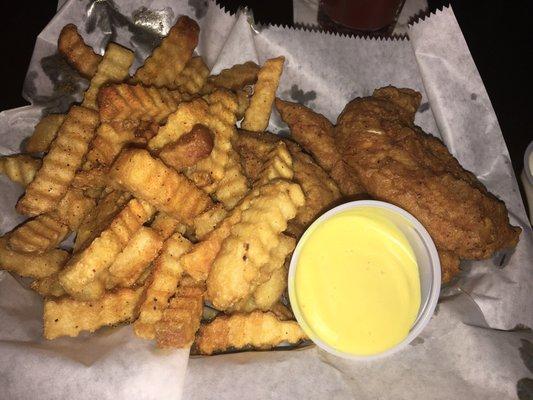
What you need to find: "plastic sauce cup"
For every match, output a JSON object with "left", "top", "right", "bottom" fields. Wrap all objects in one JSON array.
[{"left": 288, "top": 200, "right": 441, "bottom": 360}]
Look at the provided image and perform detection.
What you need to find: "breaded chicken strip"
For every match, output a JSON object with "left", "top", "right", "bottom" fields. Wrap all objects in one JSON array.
[{"left": 335, "top": 86, "right": 520, "bottom": 260}]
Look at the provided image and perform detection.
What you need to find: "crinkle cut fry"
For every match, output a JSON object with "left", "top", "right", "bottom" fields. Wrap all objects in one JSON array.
[
  {"left": 82, "top": 42, "right": 134, "bottom": 110},
  {"left": 16, "top": 106, "right": 100, "bottom": 217},
  {"left": 85, "top": 121, "right": 138, "bottom": 168},
  {"left": 133, "top": 16, "right": 199, "bottom": 88},
  {"left": 207, "top": 180, "right": 305, "bottom": 311},
  {"left": 58, "top": 23, "right": 102, "bottom": 79},
  {"left": 194, "top": 311, "right": 307, "bottom": 355},
  {"left": 44, "top": 287, "right": 143, "bottom": 339},
  {"left": 213, "top": 147, "right": 249, "bottom": 209},
  {"left": 192, "top": 203, "right": 228, "bottom": 240},
  {"left": 8, "top": 214, "right": 69, "bottom": 254},
  {"left": 175, "top": 56, "right": 210, "bottom": 95},
  {"left": 134, "top": 232, "right": 192, "bottom": 339},
  {"left": 0, "top": 155, "right": 41, "bottom": 187},
  {"left": 241, "top": 57, "right": 284, "bottom": 132},
  {"left": 58, "top": 199, "right": 155, "bottom": 300},
  {"left": 202, "top": 61, "right": 260, "bottom": 92},
  {"left": 155, "top": 282, "right": 205, "bottom": 348},
  {"left": 0, "top": 235, "right": 68, "bottom": 279},
  {"left": 109, "top": 148, "right": 213, "bottom": 222},
  {"left": 150, "top": 212, "right": 187, "bottom": 240},
  {"left": 31, "top": 274, "right": 65, "bottom": 298},
  {"left": 97, "top": 84, "right": 187, "bottom": 124},
  {"left": 105, "top": 227, "right": 164, "bottom": 289},
  {"left": 24, "top": 114, "right": 66, "bottom": 153},
  {"left": 256, "top": 141, "right": 293, "bottom": 185}
]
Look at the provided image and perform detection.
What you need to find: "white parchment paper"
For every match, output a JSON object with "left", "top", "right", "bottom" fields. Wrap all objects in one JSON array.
[{"left": 1, "top": 1, "right": 532, "bottom": 399}]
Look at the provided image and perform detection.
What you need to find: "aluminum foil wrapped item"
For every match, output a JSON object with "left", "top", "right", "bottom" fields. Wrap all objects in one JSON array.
[{"left": 0, "top": 1, "right": 532, "bottom": 399}]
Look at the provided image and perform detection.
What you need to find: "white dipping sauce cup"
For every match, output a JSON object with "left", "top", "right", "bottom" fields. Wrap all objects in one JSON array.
[{"left": 288, "top": 200, "right": 441, "bottom": 360}]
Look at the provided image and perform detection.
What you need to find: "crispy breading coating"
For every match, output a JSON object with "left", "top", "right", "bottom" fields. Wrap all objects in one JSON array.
[
  {"left": 207, "top": 180, "right": 304, "bottom": 310},
  {"left": 24, "top": 114, "right": 66, "bottom": 153},
  {"left": 0, "top": 154, "right": 41, "bottom": 187},
  {"left": 133, "top": 16, "right": 199, "bottom": 88},
  {"left": 275, "top": 98, "right": 365, "bottom": 196},
  {"left": 134, "top": 232, "right": 192, "bottom": 339},
  {"left": 59, "top": 199, "right": 155, "bottom": 300},
  {"left": 194, "top": 311, "right": 307, "bottom": 355},
  {"left": 82, "top": 43, "right": 134, "bottom": 110},
  {"left": 16, "top": 106, "right": 99, "bottom": 216},
  {"left": 58, "top": 24, "right": 102, "bottom": 79},
  {"left": 241, "top": 57, "right": 284, "bottom": 132},
  {"left": 0, "top": 235, "right": 68, "bottom": 278},
  {"left": 74, "top": 190, "right": 131, "bottom": 252},
  {"left": 174, "top": 56, "right": 210, "bottom": 94},
  {"left": 105, "top": 227, "right": 164, "bottom": 289},
  {"left": 158, "top": 124, "right": 214, "bottom": 171},
  {"left": 205, "top": 61, "right": 260, "bottom": 92},
  {"left": 98, "top": 83, "right": 187, "bottom": 124},
  {"left": 439, "top": 249, "right": 461, "bottom": 284},
  {"left": 235, "top": 88, "right": 251, "bottom": 120},
  {"left": 155, "top": 281, "right": 205, "bottom": 348},
  {"left": 8, "top": 215, "right": 69, "bottom": 254},
  {"left": 43, "top": 287, "right": 143, "bottom": 339},
  {"left": 110, "top": 148, "right": 213, "bottom": 222},
  {"left": 335, "top": 87, "right": 521, "bottom": 260},
  {"left": 31, "top": 274, "right": 65, "bottom": 298}
]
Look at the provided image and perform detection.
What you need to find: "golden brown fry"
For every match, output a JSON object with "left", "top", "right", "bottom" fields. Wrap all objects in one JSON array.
[
  {"left": 25, "top": 114, "right": 66, "bottom": 153},
  {"left": 105, "top": 227, "right": 163, "bottom": 289},
  {"left": 134, "top": 232, "right": 192, "bottom": 339},
  {"left": 0, "top": 235, "right": 68, "bottom": 278},
  {"left": 194, "top": 311, "right": 307, "bottom": 355},
  {"left": 72, "top": 167, "right": 108, "bottom": 192},
  {"left": 8, "top": 215, "right": 69, "bottom": 254},
  {"left": 85, "top": 122, "right": 138, "bottom": 168},
  {"left": 150, "top": 212, "right": 186, "bottom": 240},
  {"left": 256, "top": 141, "right": 293, "bottom": 185},
  {"left": 155, "top": 282, "right": 205, "bottom": 348},
  {"left": 58, "top": 24, "right": 102, "bottom": 79},
  {"left": 213, "top": 148, "right": 249, "bottom": 209},
  {"left": 43, "top": 287, "right": 142, "bottom": 339},
  {"left": 59, "top": 199, "right": 154, "bottom": 300},
  {"left": 174, "top": 56, "right": 210, "bottom": 94},
  {"left": 207, "top": 180, "right": 304, "bottom": 311},
  {"left": 241, "top": 57, "right": 284, "bottom": 132},
  {"left": 82, "top": 42, "right": 134, "bottom": 110},
  {"left": 74, "top": 190, "right": 131, "bottom": 251},
  {"left": 206, "top": 61, "right": 260, "bottom": 91},
  {"left": 16, "top": 106, "right": 100, "bottom": 217},
  {"left": 98, "top": 83, "right": 187, "bottom": 124},
  {"left": 110, "top": 148, "right": 213, "bottom": 222},
  {"left": 235, "top": 88, "right": 250, "bottom": 120},
  {"left": 31, "top": 274, "right": 65, "bottom": 298},
  {"left": 158, "top": 124, "right": 214, "bottom": 171},
  {"left": 133, "top": 16, "right": 199, "bottom": 88},
  {"left": 54, "top": 188, "right": 96, "bottom": 231},
  {"left": 0, "top": 155, "right": 41, "bottom": 187},
  {"left": 192, "top": 203, "right": 228, "bottom": 240}
]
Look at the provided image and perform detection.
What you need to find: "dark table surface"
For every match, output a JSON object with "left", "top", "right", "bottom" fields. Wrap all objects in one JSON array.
[{"left": 1, "top": 0, "right": 531, "bottom": 197}]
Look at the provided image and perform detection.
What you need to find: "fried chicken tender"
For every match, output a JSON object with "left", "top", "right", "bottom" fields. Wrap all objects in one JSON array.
[
  {"left": 110, "top": 148, "right": 213, "bottom": 222},
  {"left": 335, "top": 86, "right": 521, "bottom": 260},
  {"left": 58, "top": 199, "right": 154, "bottom": 300},
  {"left": 16, "top": 106, "right": 99, "bottom": 216},
  {"left": 158, "top": 124, "right": 214, "bottom": 171},
  {"left": 43, "top": 287, "right": 143, "bottom": 339},
  {"left": 133, "top": 16, "right": 199, "bottom": 88},
  {"left": 194, "top": 311, "right": 307, "bottom": 355},
  {"left": 82, "top": 42, "right": 134, "bottom": 110},
  {"left": 25, "top": 114, "right": 66, "bottom": 153},
  {"left": 58, "top": 24, "right": 102, "bottom": 79},
  {"left": 0, "top": 154, "right": 41, "bottom": 187},
  {"left": 155, "top": 280, "right": 205, "bottom": 348},
  {"left": 0, "top": 235, "right": 68, "bottom": 278},
  {"left": 174, "top": 56, "right": 210, "bottom": 95},
  {"left": 275, "top": 98, "right": 365, "bottom": 196},
  {"left": 207, "top": 180, "right": 305, "bottom": 311},
  {"left": 134, "top": 232, "right": 192, "bottom": 339},
  {"left": 234, "top": 130, "right": 341, "bottom": 237},
  {"left": 242, "top": 57, "right": 284, "bottom": 132},
  {"left": 97, "top": 84, "right": 187, "bottom": 124}
]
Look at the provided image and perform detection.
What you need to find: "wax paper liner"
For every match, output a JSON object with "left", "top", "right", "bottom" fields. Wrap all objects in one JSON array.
[{"left": 1, "top": 1, "right": 532, "bottom": 399}]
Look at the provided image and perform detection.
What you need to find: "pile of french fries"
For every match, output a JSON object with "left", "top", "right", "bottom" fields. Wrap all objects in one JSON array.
[{"left": 0, "top": 16, "right": 315, "bottom": 355}]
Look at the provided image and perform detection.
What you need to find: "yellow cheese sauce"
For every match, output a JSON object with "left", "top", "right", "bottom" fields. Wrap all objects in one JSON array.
[{"left": 292, "top": 208, "right": 421, "bottom": 356}]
